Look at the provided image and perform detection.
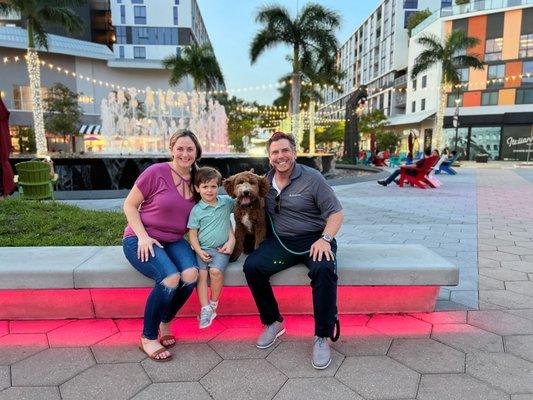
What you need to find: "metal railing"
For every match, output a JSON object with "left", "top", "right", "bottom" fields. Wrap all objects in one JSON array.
[{"left": 394, "top": 75, "right": 407, "bottom": 87}]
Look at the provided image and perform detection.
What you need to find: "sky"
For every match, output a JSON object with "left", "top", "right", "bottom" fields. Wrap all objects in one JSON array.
[{"left": 196, "top": 0, "right": 380, "bottom": 105}]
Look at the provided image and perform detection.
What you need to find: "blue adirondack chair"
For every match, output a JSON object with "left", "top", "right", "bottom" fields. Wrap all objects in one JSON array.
[
  {"left": 435, "top": 153, "right": 460, "bottom": 175},
  {"left": 363, "top": 151, "right": 372, "bottom": 165}
]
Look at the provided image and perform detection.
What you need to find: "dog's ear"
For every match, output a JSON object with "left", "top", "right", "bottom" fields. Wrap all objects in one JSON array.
[
  {"left": 223, "top": 175, "right": 236, "bottom": 197},
  {"left": 258, "top": 176, "right": 270, "bottom": 197}
]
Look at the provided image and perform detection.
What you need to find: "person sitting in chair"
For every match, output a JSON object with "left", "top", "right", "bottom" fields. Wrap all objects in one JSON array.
[{"left": 378, "top": 147, "right": 432, "bottom": 187}]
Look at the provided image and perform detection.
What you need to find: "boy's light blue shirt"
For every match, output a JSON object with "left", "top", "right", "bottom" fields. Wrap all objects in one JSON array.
[{"left": 187, "top": 195, "right": 235, "bottom": 249}]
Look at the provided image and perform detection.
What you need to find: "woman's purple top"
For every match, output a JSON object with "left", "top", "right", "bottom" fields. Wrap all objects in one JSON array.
[{"left": 123, "top": 163, "right": 195, "bottom": 243}]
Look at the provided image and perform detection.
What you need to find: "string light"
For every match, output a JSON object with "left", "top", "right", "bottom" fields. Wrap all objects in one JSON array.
[{"left": 26, "top": 49, "right": 47, "bottom": 156}]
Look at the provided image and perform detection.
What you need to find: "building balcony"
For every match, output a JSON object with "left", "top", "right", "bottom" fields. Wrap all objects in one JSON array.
[
  {"left": 394, "top": 92, "right": 407, "bottom": 107},
  {"left": 394, "top": 75, "right": 407, "bottom": 88}
]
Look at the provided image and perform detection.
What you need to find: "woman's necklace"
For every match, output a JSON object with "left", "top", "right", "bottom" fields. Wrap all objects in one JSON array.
[{"left": 168, "top": 163, "right": 191, "bottom": 185}]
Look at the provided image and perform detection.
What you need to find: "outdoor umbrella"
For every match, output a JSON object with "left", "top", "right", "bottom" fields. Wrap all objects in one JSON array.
[
  {"left": 408, "top": 131, "right": 414, "bottom": 158},
  {"left": 0, "top": 95, "right": 14, "bottom": 196}
]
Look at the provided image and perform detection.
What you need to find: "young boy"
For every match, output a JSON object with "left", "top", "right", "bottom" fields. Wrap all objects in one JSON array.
[{"left": 188, "top": 167, "right": 235, "bottom": 329}]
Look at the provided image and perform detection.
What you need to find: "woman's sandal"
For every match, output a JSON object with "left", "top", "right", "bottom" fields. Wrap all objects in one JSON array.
[
  {"left": 159, "top": 335, "right": 176, "bottom": 348},
  {"left": 139, "top": 342, "right": 173, "bottom": 362}
]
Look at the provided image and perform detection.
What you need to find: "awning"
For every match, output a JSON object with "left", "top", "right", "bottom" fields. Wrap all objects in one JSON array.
[
  {"left": 79, "top": 125, "right": 101, "bottom": 134},
  {"left": 386, "top": 110, "right": 436, "bottom": 127}
]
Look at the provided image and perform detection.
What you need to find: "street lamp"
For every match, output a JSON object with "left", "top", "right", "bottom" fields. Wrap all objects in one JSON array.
[{"left": 453, "top": 97, "right": 461, "bottom": 152}]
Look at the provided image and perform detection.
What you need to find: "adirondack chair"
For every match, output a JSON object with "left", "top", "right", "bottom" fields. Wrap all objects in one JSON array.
[
  {"left": 14, "top": 161, "right": 58, "bottom": 200},
  {"left": 424, "top": 155, "right": 448, "bottom": 188},
  {"left": 399, "top": 155, "right": 439, "bottom": 189},
  {"left": 435, "top": 153, "right": 459, "bottom": 175},
  {"left": 388, "top": 154, "right": 400, "bottom": 167},
  {"left": 372, "top": 154, "right": 388, "bottom": 167},
  {"left": 363, "top": 151, "right": 372, "bottom": 165}
]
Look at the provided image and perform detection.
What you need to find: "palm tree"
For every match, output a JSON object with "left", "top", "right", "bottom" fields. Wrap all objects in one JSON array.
[
  {"left": 162, "top": 44, "right": 224, "bottom": 92},
  {"left": 250, "top": 3, "right": 341, "bottom": 138},
  {"left": 0, "top": 0, "right": 85, "bottom": 156},
  {"left": 411, "top": 29, "right": 483, "bottom": 150}
]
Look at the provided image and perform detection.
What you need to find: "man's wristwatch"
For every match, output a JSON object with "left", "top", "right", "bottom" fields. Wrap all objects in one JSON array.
[{"left": 321, "top": 233, "right": 333, "bottom": 243}]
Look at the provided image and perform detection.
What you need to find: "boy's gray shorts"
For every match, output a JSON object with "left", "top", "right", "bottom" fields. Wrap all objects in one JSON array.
[{"left": 196, "top": 248, "right": 230, "bottom": 272}]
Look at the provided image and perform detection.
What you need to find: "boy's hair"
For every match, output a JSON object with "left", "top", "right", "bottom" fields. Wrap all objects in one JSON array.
[
  {"left": 194, "top": 167, "right": 222, "bottom": 187},
  {"left": 266, "top": 131, "right": 296, "bottom": 153}
]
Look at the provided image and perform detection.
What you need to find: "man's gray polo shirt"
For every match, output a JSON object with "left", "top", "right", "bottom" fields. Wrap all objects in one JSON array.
[{"left": 265, "top": 164, "right": 342, "bottom": 237}]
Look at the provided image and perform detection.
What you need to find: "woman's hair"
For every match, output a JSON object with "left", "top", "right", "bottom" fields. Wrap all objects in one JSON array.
[
  {"left": 194, "top": 167, "right": 222, "bottom": 187},
  {"left": 432, "top": 149, "right": 440, "bottom": 156},
  {"left": 169, "top": 130, "right": 202, "bottom": 187}
]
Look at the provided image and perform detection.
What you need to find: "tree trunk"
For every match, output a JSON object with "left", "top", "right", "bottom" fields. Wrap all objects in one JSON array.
[
  {"left": 26, "top": 23, "right": 47, "bottom": 156},
  {"left": 308, "top": 100, "right": 315, "bottom": 154},
  {"left": 434, "top": 85, "right": 446, "bottom": 151},
  {"left": 291, "top": 72, "right": 301, "bottom": 149}
]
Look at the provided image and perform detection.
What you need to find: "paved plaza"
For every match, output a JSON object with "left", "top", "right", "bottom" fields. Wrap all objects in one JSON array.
[{"left": 2, "top": 166, "right": 533, "bottom": 399}]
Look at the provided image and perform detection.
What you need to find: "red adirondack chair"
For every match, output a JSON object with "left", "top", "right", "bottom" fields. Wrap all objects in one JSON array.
[{"left": 399, "top": 155, "right": 439, "bottom": 189}]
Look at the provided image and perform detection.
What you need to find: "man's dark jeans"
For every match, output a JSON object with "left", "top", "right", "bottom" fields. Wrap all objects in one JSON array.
[
  {"left": 243, "top": 232, "right": 338, "bottom": 338},
  {"left": 384, "top": 168, "right": 417, "bottom": 185}
]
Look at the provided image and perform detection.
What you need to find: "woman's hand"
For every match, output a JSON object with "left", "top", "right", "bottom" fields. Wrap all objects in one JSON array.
[
  {"left": 218, "top": 237, "right": 236, "bottom": 255},
  {"left": 198, "top": 250, "right": 212, "bottom": 263},
  {"left": 137, "top": 236, "right": 163, "bottom": 262}
]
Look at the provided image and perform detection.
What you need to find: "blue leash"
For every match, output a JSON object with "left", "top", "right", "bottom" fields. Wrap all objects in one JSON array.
[{"left": 266, "top": 211, "right": 340, "bottom": 342}]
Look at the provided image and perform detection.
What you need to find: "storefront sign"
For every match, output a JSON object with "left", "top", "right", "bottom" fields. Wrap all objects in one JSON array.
[{"left": 501, "top": 125, "right": 533, "bottom": 161}]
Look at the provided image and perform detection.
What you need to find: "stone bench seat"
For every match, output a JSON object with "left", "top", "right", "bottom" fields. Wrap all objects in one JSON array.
[{"left": 0, "top": 244, "right": 458, "bottom": 320}]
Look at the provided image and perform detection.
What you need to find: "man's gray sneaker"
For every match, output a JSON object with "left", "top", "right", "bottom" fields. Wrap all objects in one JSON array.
[
  {"left": 199, "top": 306, "right": 216, "bottom": 329},
  {"left": 312, "top": 336, "right": 331, "bottom": 369},
  {"left": 256, "top": 321, "right": 285, "bottom": 349}
]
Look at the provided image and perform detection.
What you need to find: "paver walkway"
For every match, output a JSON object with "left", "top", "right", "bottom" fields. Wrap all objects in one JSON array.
[{"left": 1, "top": 167, "right": 533, "bottom": 400}]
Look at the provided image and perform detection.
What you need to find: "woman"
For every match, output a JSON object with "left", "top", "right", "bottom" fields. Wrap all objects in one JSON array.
[{"left": 122, "top": 130, "right": 201, "bottom": 362}]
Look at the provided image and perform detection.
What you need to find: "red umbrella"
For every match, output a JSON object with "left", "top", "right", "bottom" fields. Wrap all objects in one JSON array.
[
  {"left": 408, "top": 131, "right": 414, "bottom": 158},
  {"left": 0, "top": 95, "right": 14, "bottom": 197}
]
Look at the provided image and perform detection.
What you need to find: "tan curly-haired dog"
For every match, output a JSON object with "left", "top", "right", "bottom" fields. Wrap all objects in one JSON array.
[{"left": 223, "top": 171, "right": 269, "bottom": 261}]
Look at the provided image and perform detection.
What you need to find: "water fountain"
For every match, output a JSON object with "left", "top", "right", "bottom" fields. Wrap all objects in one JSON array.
[{"left": 99, "top": 87, "right": 229, "bottom": 154}]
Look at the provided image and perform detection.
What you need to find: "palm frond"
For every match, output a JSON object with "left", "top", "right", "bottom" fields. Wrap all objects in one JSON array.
[
  {"left": 250, "top": 29, "right": 284, "bottom": 63},
  {"left": 39, "top": 6, "right": 84, "bottom": 35},
  {"left": 452, "top": 54, "right": 484, "bottom": 70},
  {"left": 31, "top": 19, "right": 49, "bottom": 49},
  {"left": 411, "top": 49, "right": 440, "bottom": 78},
  {"left": 299, "top": 3, "right": 341, "bottom": 31},
  {"left": 416, "top": 33, "right": 443, "bottom": 52}
]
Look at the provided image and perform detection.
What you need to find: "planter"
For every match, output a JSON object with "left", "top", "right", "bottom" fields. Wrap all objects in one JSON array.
[{"left": 475, "top": 154, "right": 489, "bottom": 163}]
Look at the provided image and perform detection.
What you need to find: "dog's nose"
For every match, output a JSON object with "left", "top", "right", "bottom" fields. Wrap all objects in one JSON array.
[{"left": 243, "top": 190, "right": 250, "bottom": 196}]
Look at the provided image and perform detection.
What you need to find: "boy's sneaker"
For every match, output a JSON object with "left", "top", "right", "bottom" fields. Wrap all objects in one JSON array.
[
  {"left": 199, "top": 306, "right": 216, "bottom": 329},
  {"left": 256, "top": 321, "right": 285, "bottom": 349}
]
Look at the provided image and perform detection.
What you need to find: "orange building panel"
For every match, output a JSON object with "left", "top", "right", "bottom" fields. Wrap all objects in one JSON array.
[
  {"left": 463, "top": 91, "right": 481, "bottom": 107},
  {"left": 444, "top": 20, "right": 452, "bottom": 38},
  {"left": 505, "top": 61, "right": 523, "bottom": 88},
  {"left": 467, "top": 15, "right": 487, "bottom": 58},
  {"left": 503, "top": 9, "right": 522, "bottom": 60},
  {"left": 499, "top": 88, "right": 516, "bottom": 105},
  {"left": 469, "top": 65, "right": 488, "bottom": 91}
]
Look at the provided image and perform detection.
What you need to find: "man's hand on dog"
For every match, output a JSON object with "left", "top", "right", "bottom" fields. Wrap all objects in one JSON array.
[{"left": 310, "top": 238, "right": 335, "bottom": 262}]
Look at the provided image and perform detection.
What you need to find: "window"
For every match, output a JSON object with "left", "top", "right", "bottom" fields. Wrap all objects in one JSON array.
[
  {"left": 175, "top": 0, "right": 179, "bottom": 3},
  {"left": 411, "top": 101, "right": 416, "bottom": 112},
  {"left": 120, "top": 5, "right": 125, "bottom": 24},
  {"left": 523, "top": 61, "right": 533, "bottom": 84},
  {"left": 481, "top": 91, "right": 498, "bottom": 105},
  {"left": 447, "top": 93, "right": 463, "bottom": 107},
  {"left": 133, "top": 46, "right": 146, "bottom": 59},
  {"left": 485, "top": 38, "right": 503, "bottom": 61},
  {"left": 115, "top": 26, "right": 126, "bottom": 44},
  {"left": 421, "top": 98, "right": 426, "bottom": 110},
  {"left": 404, "top": 11, "right": 416, "bottom": 28},
  {"left": 412, "top": 78, "right": 417, "bottom": 91},
  {"left": 487, "top": 64, "right": 505, "bottom": 88},
  {"left": 173, "top": 6, "right": 178, "bottom": 25},
  {"left": 134, "top": 6, "right": 146, "bottom": 24},
  {"left": 131, "top": 0, "right": 143, "bottom": 3},
  {"left": 12, "top": 85, "right": 47, "bottom": 110},
  {"left": 421, "top": 75, "right": 427, "bottom": 88},
  {"left": 441, "top": 0, "right": 452, "bottom": 7},
  {"left": 119, "top": 46, "right": 124, "bottom": 58},
  {"left": 458, "top": 68, "right": 469, "bottom": 84},
  {"left": 403, "top": 0, "right": 418, "bottom": 8},
  {"left": 519, "top": 34, "right": 533, "bottom": 58},
  {"left": 516, "top": 88, "right": 533, "bottom": 104}
]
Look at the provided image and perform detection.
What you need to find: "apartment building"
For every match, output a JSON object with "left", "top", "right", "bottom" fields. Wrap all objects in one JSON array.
[
  {"left": 399, "top": 1, "right": 532, "bottom": 160},
  {"left": 0, "top": 0, "right": 220, "bottom": 152}
]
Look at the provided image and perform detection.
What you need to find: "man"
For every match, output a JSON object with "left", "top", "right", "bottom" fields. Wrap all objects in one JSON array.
[
  {"left": 377, "top": 147, "right": 433, "bottom": 186},
  {"left": 243, "top": 132, "right": 344, "bottom": 369}
]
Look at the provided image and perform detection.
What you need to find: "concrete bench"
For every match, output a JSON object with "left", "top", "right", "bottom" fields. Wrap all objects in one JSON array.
[{"left": 0, "top": 244, "right": 458, "bottom": 320}]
